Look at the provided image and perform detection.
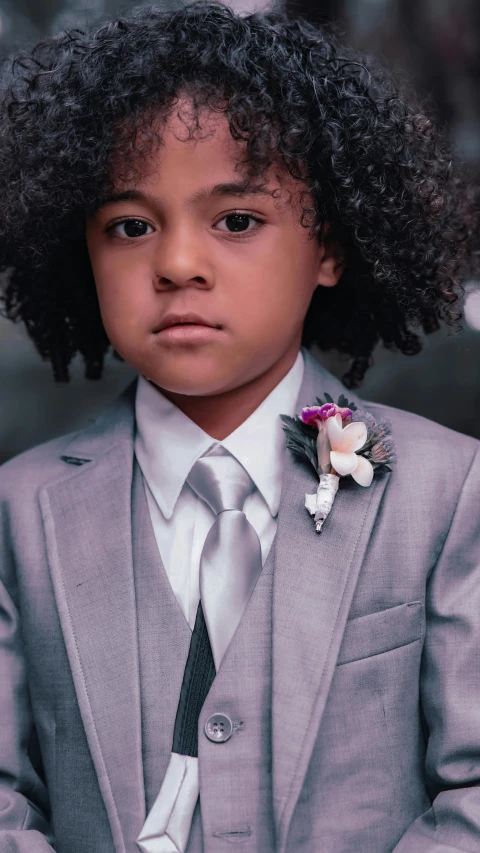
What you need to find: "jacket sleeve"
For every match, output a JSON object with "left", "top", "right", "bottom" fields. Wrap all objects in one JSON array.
[
  {"left": 0, "top": 504, "right": 55, "bottom": 852},
  {"left": 393, "top": 445, "right": 480, "bottom": 852}
]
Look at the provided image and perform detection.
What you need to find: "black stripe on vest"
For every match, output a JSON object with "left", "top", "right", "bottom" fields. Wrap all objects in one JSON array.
[{"left": 171, "top": 601, "right": 216, "bottom": 757}]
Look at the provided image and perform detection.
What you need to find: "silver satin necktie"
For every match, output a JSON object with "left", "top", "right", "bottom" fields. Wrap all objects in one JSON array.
[
  {"left": 188, "top": 448, "right": 264, "bottom": 671},
  {"left": 137, "top": 448, "right": 263, "bottom": 853}
]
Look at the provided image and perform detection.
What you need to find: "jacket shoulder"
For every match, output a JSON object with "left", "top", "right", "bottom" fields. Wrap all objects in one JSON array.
[
  {"left": 306, "top": 351, "right": 479, "bottom": 468},
  {"left": 0, "top": 428, "right": 86, "bottom": 501},
  {"left": 0, "top": 378, "right": 137, "bottom": 503},
  {"left": 361, "top": 398, "right": 479, "bottom": 474}
]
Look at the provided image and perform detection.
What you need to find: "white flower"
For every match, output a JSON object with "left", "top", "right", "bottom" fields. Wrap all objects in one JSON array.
[{"left": 326, "top": 414, "right": 374, "bottom": 487}]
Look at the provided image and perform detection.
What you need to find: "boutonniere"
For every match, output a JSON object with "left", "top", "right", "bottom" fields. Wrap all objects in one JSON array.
[{"left": 280, "top": 393, "right": 395, "bottom": 533}]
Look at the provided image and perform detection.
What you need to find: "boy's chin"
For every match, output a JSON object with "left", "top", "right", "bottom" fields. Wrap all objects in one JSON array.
[
  {"left": 143, "top": 366, "right": 246, "bottom": 399},
  {"left": 138, "top": 345, "right": 294, "bottom": 399},
  {"left": 137, "top": 343, "right": 285, "bottom": 398}
]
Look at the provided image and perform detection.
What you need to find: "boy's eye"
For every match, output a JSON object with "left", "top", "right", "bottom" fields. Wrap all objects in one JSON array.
[
  {"left": 105, "top": 212, "right": 264, "bottom": 240},
  {"left": 215, "top": 212, "right": 263, "bottom": 234},
  {"left": 106, "top": 219, "right": 153, "bottom": 239}
]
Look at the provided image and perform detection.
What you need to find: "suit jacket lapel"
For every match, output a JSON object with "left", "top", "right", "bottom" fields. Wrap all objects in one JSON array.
[
  {"left": 272, "top": 350, "right": 391, "bottom": 852},
  {"left": 39, "top": 379, "right": 146, "bottom": 853}
]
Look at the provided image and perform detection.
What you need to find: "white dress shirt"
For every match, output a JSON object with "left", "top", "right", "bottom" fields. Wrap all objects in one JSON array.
[{"left": 134, "top": 350, "right": 304, "bottom": 631}]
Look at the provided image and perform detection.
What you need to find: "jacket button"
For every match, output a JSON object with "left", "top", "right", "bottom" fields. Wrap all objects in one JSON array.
[{"left": 205, "top": 713, "right": 233, "bottom": 743}]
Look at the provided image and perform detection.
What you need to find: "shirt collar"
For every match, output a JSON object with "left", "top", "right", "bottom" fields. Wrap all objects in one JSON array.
[{"left": 134, "top": 350, "right": 304, "bottom": 519}]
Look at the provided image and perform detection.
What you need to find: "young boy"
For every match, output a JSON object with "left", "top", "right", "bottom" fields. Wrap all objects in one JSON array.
[{"left": 0, "top": 3, "right": 479, "bottom": 852}]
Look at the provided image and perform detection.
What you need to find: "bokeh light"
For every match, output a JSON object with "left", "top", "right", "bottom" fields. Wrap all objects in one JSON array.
[{"left": 464, "top": 283, "right": 480, "bottom": 332}]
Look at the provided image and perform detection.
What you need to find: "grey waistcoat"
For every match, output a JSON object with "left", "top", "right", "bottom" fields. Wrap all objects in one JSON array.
[{"left": 132, "top": 457, "right": 276, "bottom": 853}]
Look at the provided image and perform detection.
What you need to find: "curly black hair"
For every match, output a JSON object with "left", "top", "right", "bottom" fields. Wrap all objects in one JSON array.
[{"left": 0, "top": 1, "right": 478, "bottom": 386}]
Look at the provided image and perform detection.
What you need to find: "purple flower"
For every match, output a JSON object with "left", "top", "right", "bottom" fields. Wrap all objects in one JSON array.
[
  {"left": 369, "top": 437, "right": 395, "bottom": 465},
  {"left": 301, "top": 403, "right": 352, "bottom": 426}
]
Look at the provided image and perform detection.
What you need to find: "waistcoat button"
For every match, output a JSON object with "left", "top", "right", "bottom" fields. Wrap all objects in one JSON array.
[{"left": 205, "top": 713, "right": 233, "bottom": 743}]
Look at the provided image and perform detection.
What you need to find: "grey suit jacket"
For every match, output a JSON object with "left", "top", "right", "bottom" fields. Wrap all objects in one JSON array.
[{"left": 1, "top": 348, "right": 479, "bottom": 853}]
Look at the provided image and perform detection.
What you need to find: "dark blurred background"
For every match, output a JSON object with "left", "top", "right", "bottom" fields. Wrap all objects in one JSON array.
[{"left": 0, "top": 0, "right": 479, "bottom": 463}]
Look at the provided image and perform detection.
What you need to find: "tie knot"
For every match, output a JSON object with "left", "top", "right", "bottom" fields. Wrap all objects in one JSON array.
[{"left": 186, "top": 449, "right": 254, "bottom": 515}]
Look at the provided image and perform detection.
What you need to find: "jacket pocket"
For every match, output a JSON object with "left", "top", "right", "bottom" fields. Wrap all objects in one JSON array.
[{"left": 337, "top": 601, "right": 424, "bottom": 665}]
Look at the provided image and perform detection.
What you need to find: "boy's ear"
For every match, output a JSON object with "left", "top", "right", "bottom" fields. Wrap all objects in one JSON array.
[{"left": 316, "top": 223, "right": 344, "bottom": 288}]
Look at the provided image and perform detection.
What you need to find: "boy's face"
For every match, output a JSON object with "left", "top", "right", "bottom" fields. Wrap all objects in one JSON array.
[{"left": 86, "top": 102, "right": 341, "bottom": 398}]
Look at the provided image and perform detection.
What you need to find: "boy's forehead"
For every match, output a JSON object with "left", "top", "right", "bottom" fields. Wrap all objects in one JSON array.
[{"left": 111, "top": 101, "right": 300, "bottom": 205}]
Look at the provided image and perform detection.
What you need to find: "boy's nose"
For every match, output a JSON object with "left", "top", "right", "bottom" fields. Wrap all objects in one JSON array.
[
  {"left": 156, "top": 272, "right": 210, "bottom": 288},
  {"left": 153, "top": 228, "right": 213, "bottom": 290}
]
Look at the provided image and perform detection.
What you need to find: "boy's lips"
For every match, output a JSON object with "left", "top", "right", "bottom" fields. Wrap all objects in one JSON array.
[
  {"left": 154, "top": 312, "right": 221, "bottom": 332},
  {"left": 153, "top": 312, "right": 223, "bottom": 343}
]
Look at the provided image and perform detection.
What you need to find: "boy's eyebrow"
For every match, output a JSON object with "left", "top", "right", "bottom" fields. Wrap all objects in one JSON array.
[
  {"left": 96, "top": 181, "right": 273, "bottom": 210},
  {"left": 189, "top": 181, "right": 273, "bottom": 204}
]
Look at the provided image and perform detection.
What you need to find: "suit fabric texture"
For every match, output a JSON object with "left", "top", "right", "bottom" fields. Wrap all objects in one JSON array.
[{"left": 0, "top": 348, "right": 479, "bottom": 853}]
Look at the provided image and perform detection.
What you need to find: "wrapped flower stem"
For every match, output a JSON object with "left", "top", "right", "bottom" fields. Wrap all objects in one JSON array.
[
  {"left": 316, "top": 422, "right": 332, "bottom": 475},
  {"left": 305, "top": 473, "right": 340, "bottom": 533}
]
